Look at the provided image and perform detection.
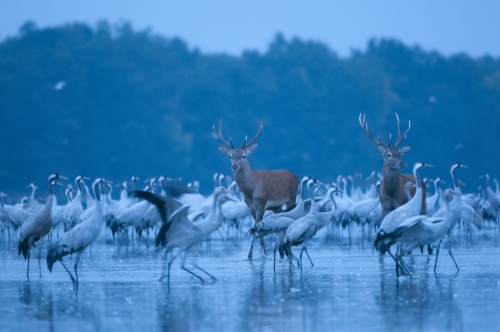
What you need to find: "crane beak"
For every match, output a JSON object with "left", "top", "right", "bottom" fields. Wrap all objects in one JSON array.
[
  {"left": 59, "top": 175, "right": 69, "bottom": 180},
  {"left": 424, "top": 164, "right": 435, "bottom": 168},
  {"left": 460, "top": 164, "right": 468, "bottom": 169},
  {"left": 83, "top": 176, "right": 91, "bottom": 180}
]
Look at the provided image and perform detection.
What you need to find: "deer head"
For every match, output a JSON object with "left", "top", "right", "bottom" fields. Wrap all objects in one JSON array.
[
  {"left": 359, "top": 113, "right": 411, "bottom": 170},
  {"left": 214, "top": 120, "right": 263, "bottom": 173}
]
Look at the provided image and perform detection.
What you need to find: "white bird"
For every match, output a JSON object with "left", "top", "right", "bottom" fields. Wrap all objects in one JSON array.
[
  {"left": 426, "top": 178, "right": 445, "bottom": 216},
  {"left": 18, "top": 173, "right": 67, "bottom": 280},
  {"left": 111, "top": 177, "right": 141, "bottom": 237},
  {"left": 47, "top": 178, "right": 109, "bottom": 286},
  {"left": 26, "top": 183, "right": 44, "bottom": 212},
  {"left": 434, "top": 163, "right": 481, "bottom": 231},
  {"left": 404, "top": 182, "right": 416, "bottom": 201},
  {"left": 1, "top": 192, "right": 32, "bottom": 229},
  {"left": 82, "top": 179, "right": 96, "bottom": 208},
  {"left": 62, "top": 176, "right": 86, "bottom": 230},
  {"left": 343, "top": 182, "right": 380, "bottom": 224},
  {"left": 50, "top": 186, "right": 73, "bottom": 238},
  {"left": 374, "top": 162, "right": 433, "bottom": 254},
  {"left": 54, "top": 80, "right": 67, "bottom": 90},
  {"left": 164, "top": 178, "right": 205, "bottom": 214},
  {"left": 14, "top": 196, "right": 29, "bottom": 209}
]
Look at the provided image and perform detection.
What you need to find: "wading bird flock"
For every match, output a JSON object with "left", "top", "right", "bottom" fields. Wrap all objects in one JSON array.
[{"left": 0, "top": 114, "right": 498, "bottom": 286}]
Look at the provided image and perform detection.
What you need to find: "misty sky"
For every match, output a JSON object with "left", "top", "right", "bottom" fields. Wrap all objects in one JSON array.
[{"left": 1, "top": 1, "right": 499, "bottom": 57}]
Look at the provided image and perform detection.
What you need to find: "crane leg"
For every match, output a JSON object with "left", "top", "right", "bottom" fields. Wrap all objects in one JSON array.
[
  {"left": 387, "top": 248, "right": 403, "bottom": 277},
  {"left": 217, "top": 229, "right": 227, "bottom": 249},
  {"left": 180, "top": 252, "right": 205, "bottom": 284},
  {"left": 74, "top": 259, "right": 79, "bottom": 285},
  {"left": 303, "top": 247, "right": 314, "bottom": 267},
  {"left": 192, "top": 263, "right": 217, "bottom": 283},
  {"left": 434, "top": 240, "right": 442, "bottom": 272},
  {"left": 299, "top": 248, "right": 305, "bottom": 273},
  {"left": 38, "top": 237, "right": 45, "bottom": 278},
  {"left": 59, "top": 260, "right": 77, "bottom": 286},
  {"left": 448, "top": 241, "right": 460, "bottom": 271},
  {"left": 27, "top": 247, "right": 31, "bottom": 281},
  {"left": 158, "top": 250, "right": 180, "bottom": 288}
]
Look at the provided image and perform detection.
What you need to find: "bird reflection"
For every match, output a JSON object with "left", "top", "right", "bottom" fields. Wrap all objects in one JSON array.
[
  {"left": 19, "top": 282, "right": 55, "bottom": 329},
  {"left": 377, "top": 275, "right": 463, "bottom": 331}
]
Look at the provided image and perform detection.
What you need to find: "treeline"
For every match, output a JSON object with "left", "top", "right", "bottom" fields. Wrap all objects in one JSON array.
[{"left": 1, "top": 21, "right": 499, "bottom": 197}]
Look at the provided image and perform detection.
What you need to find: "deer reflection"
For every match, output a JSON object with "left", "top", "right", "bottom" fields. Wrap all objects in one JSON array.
[{"left": 377, "top": 275, "right": 463, "bottom": 331}]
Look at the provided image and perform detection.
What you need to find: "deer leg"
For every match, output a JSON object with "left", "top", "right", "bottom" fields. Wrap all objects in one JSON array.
[
  {"left": 254, "top": 203, "right": 267, "bottom": 255},
  {"left": 247, "top": 237, "right": 256, "bottom": 259}
]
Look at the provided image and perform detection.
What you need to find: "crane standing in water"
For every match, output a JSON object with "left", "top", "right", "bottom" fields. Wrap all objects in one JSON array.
[
  {"left": 19, "top": 173, "right": 67, "bottom": 280},
  {"left": 47, "top": 178, "right": 110, "bottom": 286}
]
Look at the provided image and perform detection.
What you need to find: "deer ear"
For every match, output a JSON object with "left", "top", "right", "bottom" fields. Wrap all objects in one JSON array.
[
  {"left": 399, "top": 145, "right": 411, "bottom": 155},
  {"left": 377, "top": 146, "right": 386, "bottom": 155},
  {"left": 244, "top": 143, "right": 258, "bottom": 156},
  {"left": 217, "top": 145, "right": 231, "bottom": 156}
]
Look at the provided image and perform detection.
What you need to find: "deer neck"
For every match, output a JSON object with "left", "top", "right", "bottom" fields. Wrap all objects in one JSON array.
[
  {"left": 381, "top": 165, "right": 402, "bottom": 195},
  {"left": 233, "top": 162, "right": 257, "bottom": 198}
]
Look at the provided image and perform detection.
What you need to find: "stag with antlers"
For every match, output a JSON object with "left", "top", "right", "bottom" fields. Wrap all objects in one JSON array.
[
  {"left": 359, "top": 113, "right": 427, "bottom": 221},
  {"left": 214, "top": 120, "right": 299, "bottom": 259}
]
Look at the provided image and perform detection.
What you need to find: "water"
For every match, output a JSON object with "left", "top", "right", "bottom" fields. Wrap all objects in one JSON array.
[{"left": 1, "top": 228, "right": 500, "bottom": 331}]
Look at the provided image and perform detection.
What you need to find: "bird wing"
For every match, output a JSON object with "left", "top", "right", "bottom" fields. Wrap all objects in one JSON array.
[
  {"left": 59, "top": 222, "right": 100, "bottom": 254},
  {"left": 156, "top": 205, "right": 200, "bottom": 248},
  {"left": 164, "top": 180, "right": 198, "bottom": 198},
  {"left": 284, "top": 216, "right": 316, "bottom": 245},
  {"left": 250, "top": 215, "right": 295, "bottom": 236},
  {"left": 130, "top": 190, "right": 182, "bottom": 222},
  {"left": 389, "top": 215, "right": 429, "bottom": 240},
  {"left": 461, "top": 204, "right": 482, "bottom": 229}
]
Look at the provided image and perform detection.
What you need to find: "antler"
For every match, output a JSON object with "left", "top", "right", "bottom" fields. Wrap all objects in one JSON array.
[
  {"left": 213, "top": 119, "right": 234, "bottom": 148},
  {"left": 242, "top": 120, "right": 263, "bottom": 148},
  {"left": 394, "top": 113, "right": 411, "bottom": 147},
  {"left": 358, "top": 114, "right": 392, "bottom": 147}
]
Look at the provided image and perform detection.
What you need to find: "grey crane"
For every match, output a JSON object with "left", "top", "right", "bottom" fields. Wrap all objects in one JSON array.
[
  {"left": 132, "top": 186, "right": 233, "bottom": 286},
  {"left": 382, "top": 189, "right": 459, "bottom": 276},
  {"left": 47, "top": 178, "right": 109, "bottom": 286},
  {"left": 374, "top": 162, "right": 433, "bottom": 255},
  {"left": 279, "top": 178, "right": 319, "bottom": 272},
  {"left": 18, "top": 173, "right": 67, "bottom": 280}
]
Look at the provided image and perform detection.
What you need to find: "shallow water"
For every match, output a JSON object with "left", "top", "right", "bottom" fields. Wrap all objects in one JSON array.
[{"left": 1, "top": 228, "right": 500, "bottom": 331}]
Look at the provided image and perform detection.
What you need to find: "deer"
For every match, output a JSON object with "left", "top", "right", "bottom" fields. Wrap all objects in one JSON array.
[
  {"left": 213, "top": 120, "right": 299, "bottom": 259},
  {"left": 359, "top": 113, "right": 427, "bottom": 221}
]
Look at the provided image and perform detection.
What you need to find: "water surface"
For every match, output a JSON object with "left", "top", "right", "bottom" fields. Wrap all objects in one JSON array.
[{"left": 1, "top": 228, "right": 499, "bottom": 331}]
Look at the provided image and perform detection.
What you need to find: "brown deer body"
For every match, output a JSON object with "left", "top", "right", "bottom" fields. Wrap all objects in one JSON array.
[
  {"left": 359, "top": 113, "right": 427, "bottom": 220},
  {"left": 214, "top": 120, "right": 299, "bottom": 258}
]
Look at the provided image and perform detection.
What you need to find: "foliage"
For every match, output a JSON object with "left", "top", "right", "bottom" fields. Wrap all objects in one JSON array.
[{"left": 1, "top": 22, "right": 499, "bottom": 197}]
